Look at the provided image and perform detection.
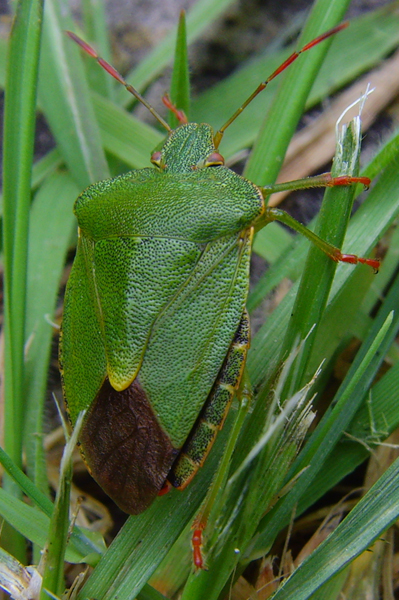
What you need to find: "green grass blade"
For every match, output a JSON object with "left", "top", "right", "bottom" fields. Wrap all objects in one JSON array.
[
  {"left": 0, "top": 148, "right": 63, "bottom": 220},
  {"left": 279, "top": 118, "right": 363, "bottom": 397},
  {"left": 81, "top": 0, "right": 114, "bottom": 99},
  {"left": 248, "top": 150, "right": 399, "bottom": 394},
  {"left": 116, "top": 0, "right": 239, "bottom": 105},
  {"left": 297, "top": 357, "right": 399, "bottom": 518},
  {"left": 271, "top": 448, "right": 399, "bottom": 600},
  {"left": 169, "top": 11, "right": 190, "bottom": 128},
  {"left": 0, "top": 485, "right": 104, "bottom": 566},
  {"left": 137, "top": 586, "right": 168, "bottom": 600},
  {"left": 0, "top": 442, "right": 107, "bottom": 564},
  {"left": 248, "top": 121, "right": 399, "bottom": 312},
  {"left": 294, "top": 270, "right": 399, "bottom": 514},
  {"left": 251, "top": 306, "right": 398, "bottom": 558},
  {"left": 38, "top": 0, "right": 109, "bottom": 188},
  {"left": 192, "top": 5, "right": 399, "bottom": 159},
  {"left": 1, "top": 0, "right": 44, "bottom": 560},
  {"left": 0, "top": 446, "right": 54, "bottom": 517},
  {"left": 23, "top": 172, "right": 79, "bottom": 491},
  {"left": 2, "top": 0, "right": 44, "bottom": 466},
  {"left": 40, "top": 413, "right": 84, "bottom": 599}
]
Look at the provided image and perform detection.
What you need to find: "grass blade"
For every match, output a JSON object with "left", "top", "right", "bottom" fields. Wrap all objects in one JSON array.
[
  {"left": 40, "top": 413, "right": 84, "bottom": 599},
  {"left": 38, "top": 0, "right": 109, "bottom": 188},
  {"left": 116, "top": 0, "right": 240, "bottom": 105},
  {"left": 271, "top": 446, "right": 399, "bottom": 600},
  {"left": 23, "top": 172, "right": 79, "bottom": 491},
  {"left": 245, "top": 0, "right": 352, "bottom": 184},
  {"left": 2, "top": 0, "right": 44, "bottom": 559},
  {"left": 169, "top": 11, "right": 190, "bottom": 128},
  {"left": 279, "top": 117, "right": 364, "bottom": 397}
]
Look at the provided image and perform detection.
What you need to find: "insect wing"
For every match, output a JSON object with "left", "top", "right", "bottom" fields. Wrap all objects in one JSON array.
[
  {"left": 61, "top": 161, "right": 261, "bottom": 513},
  {"left": 92, "top": 235, "right": 201, "bottom": 391},
  {"left": 74, "top": 229, "right": 253, "bottom": 513},
  {"left": 60, "top": 236, "right": 107, "bottom": 425},
  {"left": 138, "top": 229, "right": 253, "bottom": 450}
]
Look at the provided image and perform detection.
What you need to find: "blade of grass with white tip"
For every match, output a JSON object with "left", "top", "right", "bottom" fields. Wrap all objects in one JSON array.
[
  {"left": 247, "top": 122, "right": 399, "bottom": 311},
  {"left": 248, "top": 148, "right": 399, "bottom": 395},
  {"left": 278, "top": 117, "right": 363, "bottom": 399}
]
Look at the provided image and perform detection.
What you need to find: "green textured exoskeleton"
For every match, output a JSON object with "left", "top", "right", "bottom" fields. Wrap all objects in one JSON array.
[
  {"left": 61, "top": 26, "right": 378, "bottom": 517},
  {"left": 60, "top": 123, "right": 263, "bottom": 513}
]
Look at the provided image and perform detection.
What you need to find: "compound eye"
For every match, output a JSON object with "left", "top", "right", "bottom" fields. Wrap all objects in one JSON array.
[
  {"left": 151, "top": 151, "right": 163, "bottom": 167},
  {"left": 205, "top": 152, "right": 225, "bottom": 167}
]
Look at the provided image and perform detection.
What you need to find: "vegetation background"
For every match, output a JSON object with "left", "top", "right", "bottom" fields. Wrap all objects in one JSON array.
[{"left": 1, "top": 0, "right": 399, "bottom": 599}]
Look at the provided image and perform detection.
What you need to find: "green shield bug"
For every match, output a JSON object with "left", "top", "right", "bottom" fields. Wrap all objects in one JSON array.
[{"left": 60, "top": 23, "right": 379, "bottom": 521}]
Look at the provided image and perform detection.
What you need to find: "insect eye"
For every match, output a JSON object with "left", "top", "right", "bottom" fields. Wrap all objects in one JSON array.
[
  {"left": 205, "top": 152, "right": 225, "bottom": 167},
  {"left": 151, "top": 151, "right": 163, "bottom": 167}
]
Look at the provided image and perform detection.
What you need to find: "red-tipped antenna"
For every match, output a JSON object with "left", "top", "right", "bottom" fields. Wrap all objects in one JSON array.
[
  {"left": 66, "top": 31, "right": 172, "bottom": 134},
  {"left": 213, "top": 22, "right": 349, "bottom": 148}
]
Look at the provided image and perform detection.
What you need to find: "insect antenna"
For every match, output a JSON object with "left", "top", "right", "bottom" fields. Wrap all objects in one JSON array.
[
  {"left": 213, "top": 22, "right": 349, "bottom": 148},
  {"left": 66, "top": 31, "right": 172, "bottom": 134}
]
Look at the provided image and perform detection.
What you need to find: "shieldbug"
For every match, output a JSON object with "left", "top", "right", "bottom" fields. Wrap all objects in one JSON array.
[{"left": 60, "top": 21, "right": 378, "bottom": 520}]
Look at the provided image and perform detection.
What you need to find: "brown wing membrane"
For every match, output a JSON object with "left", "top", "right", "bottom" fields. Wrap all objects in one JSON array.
[{"left": 80, "top": 378, "right": 179, "bottom": 514}]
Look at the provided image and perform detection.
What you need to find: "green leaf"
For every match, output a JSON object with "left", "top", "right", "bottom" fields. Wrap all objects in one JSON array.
[
  {"left": 38, "top": 0, "right": 109, "bottom": 189},
  {"left": 271, "top": 451, "right": 399, "bottom": 600},
  {"left": 2, "top": 0, "right": 44, "bottom": 560},
  {"left": 251, "top": 306, "right": 397, "bottom": 559},
  {"left": 116, "top": 0, "right": 240, "bottom": 105},
  {"left": 40, "top": 413, "right": 85, "bottom": 599},
  {"left": 24, "top": 172, "right": 79, "bottom": 491},
  {"left": 279, "top": 118, "right": 363, "bottom": 396},
  {"left": 81, "top": 0, "right": 114, "bottom": 99},
  {"left": 169, "top": 11, "right": 190, "bottom": 128}
]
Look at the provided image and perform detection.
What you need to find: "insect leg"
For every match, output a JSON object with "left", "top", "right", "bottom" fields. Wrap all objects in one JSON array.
[
  {"left": 260, "top": 172, "right": 370, "bottom": 196},
  {"left": 255, "top": 207, "right": 380, "bottom": 271}
]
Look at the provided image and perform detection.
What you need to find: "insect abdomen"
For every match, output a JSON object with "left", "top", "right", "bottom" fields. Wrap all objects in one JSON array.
[{"left": 168, "top": 311, "right": 250, "bottom": 488}]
